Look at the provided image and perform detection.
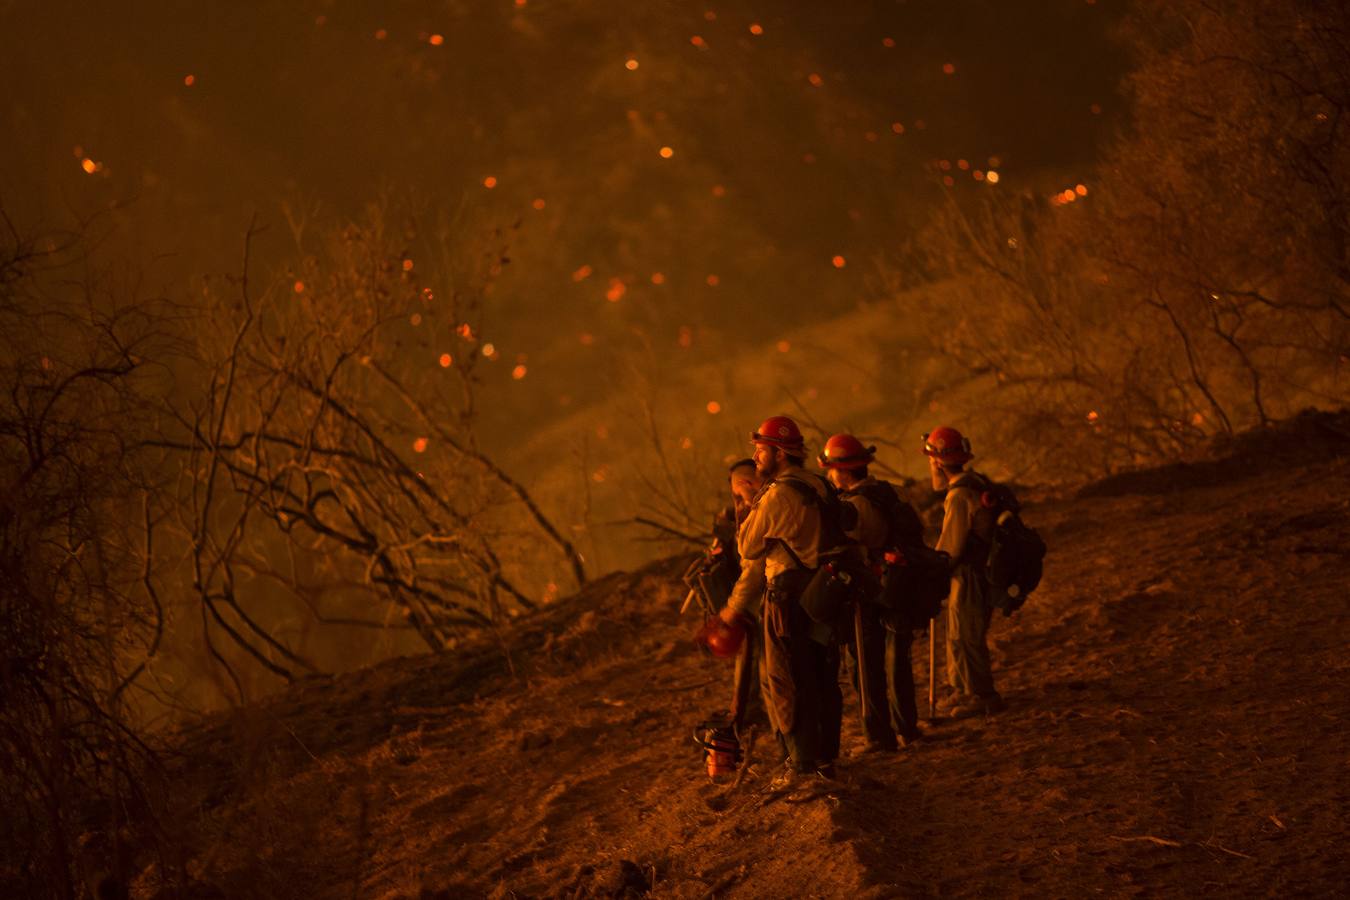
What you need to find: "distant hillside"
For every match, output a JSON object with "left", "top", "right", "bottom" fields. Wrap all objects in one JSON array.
[{"left": 147, "top": 410, "right": 1350, "bottom": 899}]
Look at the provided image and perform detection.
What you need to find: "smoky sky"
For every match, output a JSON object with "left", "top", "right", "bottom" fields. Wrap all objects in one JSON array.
[{"left": 1, "top": 0, "right": 1126, "bottom": 440}]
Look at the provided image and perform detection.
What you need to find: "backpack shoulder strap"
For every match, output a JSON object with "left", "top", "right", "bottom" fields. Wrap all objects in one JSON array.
[
  {"left": 777, "top": 472, "right": 833, "bottom": 506},
  {"left": 850, "top": 480, "right": 899, "bottom": 510}
]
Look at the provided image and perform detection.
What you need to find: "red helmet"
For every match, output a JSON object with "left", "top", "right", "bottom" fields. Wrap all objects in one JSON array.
[
  {"left": 751, "top": 415, "right": 805, "bottom": 452},
  {"left": 923, "top": 426, "right": 973, "bottom": 464},
  {"left": 696, "top": 616, "right": 747, "bottom": 659},
  {"left": 818, "top": 433, "right": 876, "bottom": 469}
]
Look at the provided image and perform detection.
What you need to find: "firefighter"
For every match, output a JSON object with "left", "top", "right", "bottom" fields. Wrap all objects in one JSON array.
[
  {"left": 820, "top": 434, "right": 924, "bottom": 750},
  {"left": 721, "top": 416, "right": 842, "bottom": 786},
  {"left": 722, "top": 458, "right": 768, "bottom": 732},
  {"left": 924, "top": 426, "right": 1007, "bottom": 717}
]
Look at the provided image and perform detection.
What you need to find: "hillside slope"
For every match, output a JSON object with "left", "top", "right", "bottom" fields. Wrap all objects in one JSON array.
[{"left": 155, "top": 411, "right": 1350, "bottom": 899}]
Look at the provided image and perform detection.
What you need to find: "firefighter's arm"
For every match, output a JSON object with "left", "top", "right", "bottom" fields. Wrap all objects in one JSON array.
[
  {"left": 722, "top": 556, "right": 766, "bottom": 622},
  {"left": 735, "top": 483, "right": 784, "bottom": 562},
  {"left": 936, "top": 489, "right": 974, "bottom": 561},
  {"left": 848, "top": 494, "right": 887, "bottom": 549}
]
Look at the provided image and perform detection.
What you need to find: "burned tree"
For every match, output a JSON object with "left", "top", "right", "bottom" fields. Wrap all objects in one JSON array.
[
  {"left": 165, "top": 206, "right": 586, "bottom": 686},
  {"left": 0, "top": 209, "right": 172, "bottom": 898},
  {"left": 897, "top": 0, "right": 1350, "bottom": 480}
]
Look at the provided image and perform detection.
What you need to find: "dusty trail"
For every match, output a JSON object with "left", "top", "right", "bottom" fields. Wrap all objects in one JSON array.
[{"left": 162, "top": 412, "right": 1350, "bottom": 899}]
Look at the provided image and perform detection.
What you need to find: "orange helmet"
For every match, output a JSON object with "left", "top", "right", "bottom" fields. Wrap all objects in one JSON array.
[
  {"left": 923, "top": 426, "right": 973, "bottom": 464},
  {"left": 818, "top": 433, "right": 876, "bottom": 469},
  {"left": 751, "top": 415, "right": 805, "bottom": 452},
  {"left": 696, "top": 616, "right": 747, "bottom": 659}
]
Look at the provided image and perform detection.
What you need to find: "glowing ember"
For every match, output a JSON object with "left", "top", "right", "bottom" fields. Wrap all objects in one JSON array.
[{"left": 706, "top": 401, "right": 722, "bottom": 414}]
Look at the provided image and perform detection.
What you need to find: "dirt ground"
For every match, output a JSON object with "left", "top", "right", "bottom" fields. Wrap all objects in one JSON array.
[{"left": 154, "top": 411, "right": 1350, "bottom": 899}]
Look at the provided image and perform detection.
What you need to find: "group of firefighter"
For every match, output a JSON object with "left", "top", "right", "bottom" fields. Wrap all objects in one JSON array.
[{"left": 693, "top": 414, "right": 1008, "bottom": 790}]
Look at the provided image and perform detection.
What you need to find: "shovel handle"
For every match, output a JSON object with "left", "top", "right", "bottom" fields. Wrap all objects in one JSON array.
[{"left": 928, "top": 622, "right": 937, "bottom": 719}]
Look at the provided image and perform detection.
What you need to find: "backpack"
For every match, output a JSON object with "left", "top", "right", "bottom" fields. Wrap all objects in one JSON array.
[
  {"left": 954, "top": 473, "right": 1047, "bottom": 616},
  {"left": 848, "top": 481, "right": 952, "bottom": 630},
  {"left": 774, "top": 474, "right": 859, "bottom": 625}
]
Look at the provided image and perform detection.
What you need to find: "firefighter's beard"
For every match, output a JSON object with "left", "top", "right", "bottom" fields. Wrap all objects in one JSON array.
[{"left": 754, "top": 452, "right": 779, "bottom": 480}]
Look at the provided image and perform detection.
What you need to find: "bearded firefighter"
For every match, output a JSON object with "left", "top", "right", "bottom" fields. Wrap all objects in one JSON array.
[{"left": 720, "top": 415, "right": 842, "bottom": 786}]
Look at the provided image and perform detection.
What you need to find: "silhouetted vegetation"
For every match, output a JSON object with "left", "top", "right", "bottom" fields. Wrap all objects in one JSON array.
[{"left": 900, "top": 0, "right": 1348, "bottom": 479}]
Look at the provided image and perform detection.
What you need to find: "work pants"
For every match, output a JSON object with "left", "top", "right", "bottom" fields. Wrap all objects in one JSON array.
[
  {"left": 763, "top": 573, "right": 841, "bottom": 772},
  {"left": 884, "top": 623, "right": 921, "bottom": 742},
  {"left": 945, "top": 567, "right": 996, "bottom": 698},
  {"left": 730, "top": 628, "right": 772, "bottom": 731},
  {"left": 846, "top": 605, "right": 922, "bottom": 747}
]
